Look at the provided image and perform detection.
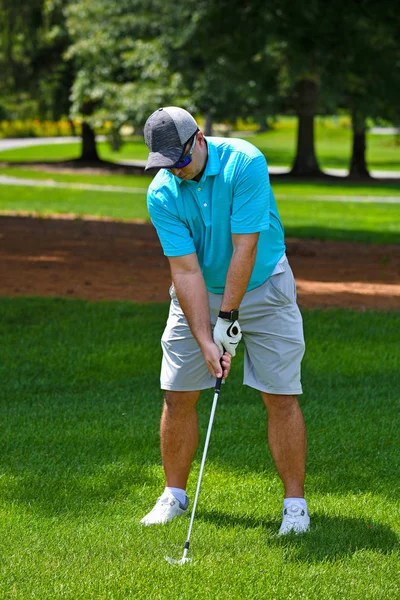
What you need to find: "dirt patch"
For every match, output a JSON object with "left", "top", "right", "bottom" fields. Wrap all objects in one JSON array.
[{"left": 1, "top": 214, "right": 399, "bottom": 310}]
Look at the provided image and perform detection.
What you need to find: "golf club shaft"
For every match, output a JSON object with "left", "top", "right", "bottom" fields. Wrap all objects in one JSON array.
[{"left": 182, "top": 375, "right": 223, "bottom": 555}]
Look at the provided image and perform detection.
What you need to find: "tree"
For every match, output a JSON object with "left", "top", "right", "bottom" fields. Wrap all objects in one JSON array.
[
  {"left": 65, "top": 0, "right": 182, "bottom": 161},
  {"left": 63, "top": 0, "right": 400, "bottom": 174},
  {"left": 260, "top": 0, "right": 400, "bottom": 178},
  {"left": 64, "top": 0, "right": 283, "bottom": 142},
  {"left": 270, "top": 0, "right": 361, "bottom": 177},
  {"left": 0, "top": 0, "right": 72, "bottom": 122},
  {"left": 163, "top": 0, "right": 285, "bottom": 133},
  {"left": 344, "top": 1, "right": 400, "bottom": 178}
]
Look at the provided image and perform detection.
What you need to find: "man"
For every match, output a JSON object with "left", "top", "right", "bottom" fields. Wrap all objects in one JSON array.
[{"left": 140, "top": 106, "right": 309, "bottom": 535}]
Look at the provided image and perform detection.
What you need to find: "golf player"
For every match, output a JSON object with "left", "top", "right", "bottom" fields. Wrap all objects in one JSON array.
[{"left": 140, "top": 106, "right": 310, "bottom": 535}]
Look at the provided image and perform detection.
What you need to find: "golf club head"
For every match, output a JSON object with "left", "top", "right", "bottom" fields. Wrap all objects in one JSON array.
[{"left": 165, "top": 555, "right": 192, "bottom": 565}]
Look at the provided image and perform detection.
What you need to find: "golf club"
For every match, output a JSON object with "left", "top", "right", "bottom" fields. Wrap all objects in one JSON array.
[{"left": 165, "top": 371, "right": 223, "bottom": 565}]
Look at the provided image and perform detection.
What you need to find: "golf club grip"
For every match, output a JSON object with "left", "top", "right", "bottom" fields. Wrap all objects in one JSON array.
[{"left": 215, "top": 357, "right": 223, "bottom": 391}]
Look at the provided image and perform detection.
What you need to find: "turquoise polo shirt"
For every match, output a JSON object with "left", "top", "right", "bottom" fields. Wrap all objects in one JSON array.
[{"left": 147, "top": 137, "right": 285, "bottom": 294}]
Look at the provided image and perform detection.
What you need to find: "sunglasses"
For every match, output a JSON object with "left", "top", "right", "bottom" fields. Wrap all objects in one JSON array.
[{"left": 173, "top": 134, "right": 197, "bottom": 169}]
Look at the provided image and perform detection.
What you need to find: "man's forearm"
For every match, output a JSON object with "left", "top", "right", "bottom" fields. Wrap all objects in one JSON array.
[
  {"left": 220, "top": 244, "right": 257, "bottom": 312},
  {"left": 173, "top": 271, "right": 213, "bottom": 347}
]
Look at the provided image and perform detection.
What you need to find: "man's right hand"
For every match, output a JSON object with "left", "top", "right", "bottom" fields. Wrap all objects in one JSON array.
[{"left": 201, "top": 341, "right": 232, "bottom": 380}]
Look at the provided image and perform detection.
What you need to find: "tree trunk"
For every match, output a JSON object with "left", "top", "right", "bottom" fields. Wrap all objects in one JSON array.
[
  {"left": 77, "top": 101, "right": 100, "bottom": 162},
  {"left": 348, "top": 111, "right": 370, "bottom": 179},
  {"left": 204, "top": 111, "right": 213, "bottom": 136},
  {"left": 79, "top": 121, "right": 100, "bottom": 162},
  {"left": 257, "top": 116, "right": 270, "bottom": 132},
  {"left": 395, "top": 126, "right": 400, "bottom": 147},
  {"left": 290, "top": 78, "right": 322, "bottom": 177},
  {"left": 68, "top": 118, "right": 77, "bottom": 136}
]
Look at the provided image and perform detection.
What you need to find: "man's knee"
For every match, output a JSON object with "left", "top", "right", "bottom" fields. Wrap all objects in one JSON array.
[
  {"left": 261, "top": 393, "right": 300, "bottom": 416},
  {"left": 163, "top": 390, "right": 200, "bottom": 412}
]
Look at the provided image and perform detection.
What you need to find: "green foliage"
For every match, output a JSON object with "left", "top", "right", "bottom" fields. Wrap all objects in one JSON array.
[
  {"left": 0, "top": 118, "right": 79, "bottom": 138},
  {"left": 0, "top": 0, "right": 73, "bottom": 120},
  {"left": 0, "top": 298, "right": 399, "bottom": 598},
  {"left": 1, "top": 0, "right": 399, "bottom": 178},
  {"left": 65, "top": 0, "right": 180, "bottom": 129}
]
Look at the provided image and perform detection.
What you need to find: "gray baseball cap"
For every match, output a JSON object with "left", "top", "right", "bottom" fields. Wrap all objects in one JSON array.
[{"left": 144, "top": 107, "right": 199, "bottom": 170}]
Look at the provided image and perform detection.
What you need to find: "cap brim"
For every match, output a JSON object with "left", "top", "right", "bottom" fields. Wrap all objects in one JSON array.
[{"left": 145, "top": 147, "right": 183, "bottom": 171}]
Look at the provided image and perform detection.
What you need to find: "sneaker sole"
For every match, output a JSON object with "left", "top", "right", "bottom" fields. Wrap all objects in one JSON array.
[{"left": 140, "top": 509, "right": 187, "bottom": 526}]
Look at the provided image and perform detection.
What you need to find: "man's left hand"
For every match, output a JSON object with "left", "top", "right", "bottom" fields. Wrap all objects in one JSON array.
[{"left": 213, "top": 317, "right": 242, "bottom": 357}]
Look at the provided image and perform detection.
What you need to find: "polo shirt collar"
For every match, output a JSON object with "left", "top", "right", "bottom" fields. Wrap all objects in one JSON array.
[{"left": 173, "top": 138, "right": 221, "bottom": 185}]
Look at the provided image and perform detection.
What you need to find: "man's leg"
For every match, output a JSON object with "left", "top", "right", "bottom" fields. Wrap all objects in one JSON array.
[
  {"left": 161, "top": 390, "right": 201, "bottom": 489},
  {"left": 261, "top": 392, "right": 309, "bottom": 534},
  {"left": 261, "top": 393, "right": 306, "bottom": 498},
  {"left": 140, "top": 390, "right": 201, "bottom": 525}
]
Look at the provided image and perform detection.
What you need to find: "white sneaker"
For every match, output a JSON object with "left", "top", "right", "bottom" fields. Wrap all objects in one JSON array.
[
  {"left": 140, "top": 491, "right": 188, "bottom": 526},
  {"left": 278, "top": 501, "right": 310, "bottom": 535}
]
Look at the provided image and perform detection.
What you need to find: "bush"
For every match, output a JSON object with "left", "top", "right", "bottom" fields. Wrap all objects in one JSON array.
[{"left": 0, "top": 119, "right": 82, "bottom": 139}]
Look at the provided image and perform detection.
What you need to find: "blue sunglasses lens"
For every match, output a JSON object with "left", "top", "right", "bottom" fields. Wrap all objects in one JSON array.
[
  {"left": 171, "top": 134, "right": 197, "bottom": 169},
  {"left": 174, "top": 156, "right": 192, "bottom": 169}
]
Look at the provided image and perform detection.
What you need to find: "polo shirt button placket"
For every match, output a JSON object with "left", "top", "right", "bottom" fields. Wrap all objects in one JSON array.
[{"left": 197, "top": 184, "right": 208, "bottom": 210}]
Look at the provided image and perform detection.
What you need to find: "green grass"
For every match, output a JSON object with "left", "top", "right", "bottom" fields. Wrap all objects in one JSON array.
[
  {"left": 0, "top": 139, "right": 148, "bottom": 163},
  {"left": 0, "top": 118, "right": 399, "bottom": 171},
  {"left": 272, "top": 180, "right": 400, "bottom": 198},
  {"left": 0, "top": 166, "right": 152, "bottom": 189},
  {"left": 0, "top": 182, "right": 399, "bottom": 244},
  {"left": 1, "top": 165, "right": 400, "bottom": 198},
  {"left": 0, "top": 141, "right": 81, "bottom": 162},
  {"left": 279, "top": 199, "right": 400, "bottom": 244},
  {"left": 242, "top": 121, "right": 400, "bottom": 172},
  {"left": 0, "top": 185, "right": 149, "bottom": 221},
  {"left": 0, "top": 297, "right": 399, "bottom": 599}
]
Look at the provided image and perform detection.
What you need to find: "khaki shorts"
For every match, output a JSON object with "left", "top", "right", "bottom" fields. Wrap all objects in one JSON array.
[{"left": 160, "top": 258, "right": 305, "bottom": 395}]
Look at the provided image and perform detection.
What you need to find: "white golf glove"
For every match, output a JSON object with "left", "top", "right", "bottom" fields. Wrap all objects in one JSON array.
[{"left": 213, "top": 317, "right": 242, "bottom": 357}]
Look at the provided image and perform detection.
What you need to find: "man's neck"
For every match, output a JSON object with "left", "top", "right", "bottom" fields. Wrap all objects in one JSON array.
[{"left": 193, "top": 140, "right": 208, "bottom": 182}]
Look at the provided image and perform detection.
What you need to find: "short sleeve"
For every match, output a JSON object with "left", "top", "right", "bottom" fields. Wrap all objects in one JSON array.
[
  {"left": 230, "top": 154, "right": 270, "bottom": 234},
  {"left": 147, "top": 190, "right": 196, "bottom": 257}
]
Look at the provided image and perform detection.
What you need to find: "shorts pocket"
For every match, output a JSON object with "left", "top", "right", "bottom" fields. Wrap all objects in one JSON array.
[{"left": 267, "top": 268, "right": 296, "bottom": 305}]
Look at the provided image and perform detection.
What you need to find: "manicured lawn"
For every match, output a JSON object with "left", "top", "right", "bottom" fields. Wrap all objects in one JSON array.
[
  {"left": 279, "top": 199, "right": 400, "bottom": 244},
  {"left": 272, "top": 179, "right": 400, "bottom": 198},
  {"left": 0, "top": 298, "right": 399, "bottom": 599},
  {"left": 0, "top": 182, "right": 399, "bottom": 244},
  {"left": 0, "top": 166, "right": 152, "bottom": 189},
  {"left": 0, "top": 185, "right": 149, "bottom": 222},
  {"left": 0, "top": 117, "right": 399, "bottom": 172},
  {"left": 0, "top": 139, "right": 149, "bottom": 163},
  {"left": 0, "top": 141, "right": 81, "bottom": 162},
  {"left": 242, "top": 120, "right": 400, "bottom": 172},
  {"left": 1, "top": 166, "right": 400, "bottom": 199}
]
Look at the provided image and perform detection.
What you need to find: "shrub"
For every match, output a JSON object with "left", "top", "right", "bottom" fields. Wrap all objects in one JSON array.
[{"left": 0, "top": 119, "right": 82, "bottom": 139}]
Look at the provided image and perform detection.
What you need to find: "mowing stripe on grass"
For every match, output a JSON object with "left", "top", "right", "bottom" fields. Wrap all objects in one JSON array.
[
  {"left": 0, "top": 174, "right": 147, "bottom": 193},
  {"left": 1, "top": 174, "right": 399, "bottom": 204},
  {"left": 277, "top": 194, "right": 400, "bottom": 204}
]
